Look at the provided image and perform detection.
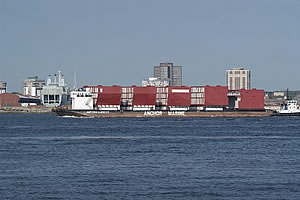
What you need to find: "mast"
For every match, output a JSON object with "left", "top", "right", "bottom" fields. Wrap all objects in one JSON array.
[{"left": 73, "top": 70, "right": 77, "bottom": 89}]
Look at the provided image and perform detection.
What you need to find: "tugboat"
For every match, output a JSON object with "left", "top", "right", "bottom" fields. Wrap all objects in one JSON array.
[{"left": 272, "top": 100, "right": 300, "bottom": 116}]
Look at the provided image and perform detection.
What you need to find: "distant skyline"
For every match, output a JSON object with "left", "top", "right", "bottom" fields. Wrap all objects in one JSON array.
[{"left": 1, "top": 0, "right": 300, "bottom": 92}]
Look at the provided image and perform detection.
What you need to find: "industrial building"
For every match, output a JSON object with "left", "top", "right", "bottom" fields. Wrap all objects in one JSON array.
[
  {"left": 22, "top": 76, "right": 45, "bottom": 97},
  {"left": 153, "top": 62, "right": 182, "bottom": 86},
  {"left": 41, "top": 71, "right": 70, "bottom": 107},
  {"left": 226, "top": 68, "right": 251, "bottom": 90},
  {"left": 0, "top": 81, "right": 7, "bottom": 94}
]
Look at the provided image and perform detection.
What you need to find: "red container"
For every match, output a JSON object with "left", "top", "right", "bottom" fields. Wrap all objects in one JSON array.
[
  {"left": 238, "top": 89, "right": 264, "bottom": 110},
  {"left": 204, "top": 85, "right": 228, "bottom": 106},
  {"left": 132, "top": 86, "right": 156, "bottom": 105},
  {"left": 96, "top": 86, "right": 122, "bottom": 106},
  {"left": 167, "top": 86, "right": 191, "bottom": 106}
]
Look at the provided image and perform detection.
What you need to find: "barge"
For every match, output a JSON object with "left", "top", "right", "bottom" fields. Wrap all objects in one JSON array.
[{"left": 52, "top": 85, "right": 272, "bottom": 118}]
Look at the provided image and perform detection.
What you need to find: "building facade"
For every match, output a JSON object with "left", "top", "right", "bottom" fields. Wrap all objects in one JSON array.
[
  {"left": 153, "top": 62, "right": 182, "bottom": 86},
  {"left": 0, "top": 81, "right": 7, "bottom": 94},
  {"left": 41, "top": 71, "right": 70, "bottom": 107},
  {"left": 226, "top": 68, "right": 250, "bottom": 90},
  {"left": 22, "top": 76, "right": 45, "bottom": 97}
]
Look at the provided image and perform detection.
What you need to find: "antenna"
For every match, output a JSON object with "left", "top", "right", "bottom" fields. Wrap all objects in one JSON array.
[{"left": 73, "top": 70, "right": 77, "bottom": 89}]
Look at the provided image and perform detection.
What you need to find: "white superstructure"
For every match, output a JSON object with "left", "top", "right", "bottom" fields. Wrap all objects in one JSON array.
[
  {"left": 277, "top": 100, "right": 300, "bottom": 114},
  {"left": 71, "top": 90, "right": 93, "bottom": 110},
  {"left": 41, "top": 71, "right": 70, "bottom": 107}
]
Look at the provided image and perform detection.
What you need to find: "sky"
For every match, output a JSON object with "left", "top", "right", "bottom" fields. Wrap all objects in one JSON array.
[{"left": 1, "top": 0, "right": 300, "bottom": 92}]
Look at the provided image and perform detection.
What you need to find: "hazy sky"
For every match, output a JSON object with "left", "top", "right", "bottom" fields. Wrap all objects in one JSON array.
[{"left": 1, "top": 0, "right": 300, "bottom": 92}]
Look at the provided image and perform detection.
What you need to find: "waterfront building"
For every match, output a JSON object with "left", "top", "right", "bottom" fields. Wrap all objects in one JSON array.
[
  {"left": 0, "top": 93, "right": 41, "bottom": 107},
  {"left": 22, "top": 76, "right": 45, "bottom": 97},
  {"left": 226, "top": 68, "right": 250, "bottom": 90},
  {"left": 41, "top": 71, "right": 70, "bottom": 107},
  {"left": 142, "top": 77, "right": 169, "bottom": 87},
  {"left": 153, "top": 62, "right": 182, "bottom": 86},
  {"left": 0, "top": 81, "right": 7, "bottom": 94}
]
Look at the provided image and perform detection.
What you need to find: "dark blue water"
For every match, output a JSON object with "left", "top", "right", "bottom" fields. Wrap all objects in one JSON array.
[{"left": 0, "top": 114, "right": 300, "bottom": 199}]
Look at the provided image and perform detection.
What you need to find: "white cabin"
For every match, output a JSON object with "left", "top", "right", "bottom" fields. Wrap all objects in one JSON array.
[
  {"left": 71, "top": 90, "right": 93, "bottom": 110},
  {"left": 278, "top": 100, "right": 300, "bottom": 114}
]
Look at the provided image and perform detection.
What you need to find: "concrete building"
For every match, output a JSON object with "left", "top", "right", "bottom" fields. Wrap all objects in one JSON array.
[
  {"left": 0, "top": 81, "right": 7, "bottom": 94},
  {"left": 22, "top": 76, "right": 45, "bottom": 97},
  {"left": 142, "top": 77, "right": 169, "bottom": 87},
  {"left": 41, "top": 71, "right": 70, "bottom": 107},
  {"left": 153, "top": 62, "right": 182, "bottom": 86},
  {"left": 226, "top": 68, "right": 250, "bottom": 90}
]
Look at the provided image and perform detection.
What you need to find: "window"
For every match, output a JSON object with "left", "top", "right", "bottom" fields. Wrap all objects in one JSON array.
[
  {"left": 235, "top": 77, "right": 240, "bottom": 90},
  {"left": 55, "top": 95, "right": 60, "bottom": 103}
]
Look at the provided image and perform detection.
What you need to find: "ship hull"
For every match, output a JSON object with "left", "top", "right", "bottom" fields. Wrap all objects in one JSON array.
[
  {"left": 271, "top": 112, "right": 300, "bottom": 117},
  {"left": 52, "top": 108, "right": 272, "bottom": 118}
]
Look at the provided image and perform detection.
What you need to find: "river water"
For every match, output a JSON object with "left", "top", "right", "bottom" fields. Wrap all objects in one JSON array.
[{"left": 0, "top": 114, "right": 300, "bottom": 199}]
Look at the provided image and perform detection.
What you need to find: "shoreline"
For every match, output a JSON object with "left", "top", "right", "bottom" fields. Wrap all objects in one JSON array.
[{"left": 0, "top": 107, "right": 52, "bottom": 114}]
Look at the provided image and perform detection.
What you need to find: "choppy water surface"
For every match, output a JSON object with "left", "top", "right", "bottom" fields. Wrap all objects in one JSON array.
[{"left": 0, "top": 114, "right": 300, "bottom": 199}]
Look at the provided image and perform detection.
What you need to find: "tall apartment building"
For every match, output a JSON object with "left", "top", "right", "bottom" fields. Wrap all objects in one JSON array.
[
  {"left": 22, "top": 76, "right": 45, "bottom": 97},
  {"left": 0, "top": 81, "right": 7, "bottom": 94},
  {"left": 153, "top": 62, "right": 182, "bottom": 86},
  {"left": 226, "top": 68, "right": 251, "bottom": 90}
]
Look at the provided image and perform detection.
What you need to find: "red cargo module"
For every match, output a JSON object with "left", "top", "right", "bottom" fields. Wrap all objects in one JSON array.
[
  {"left": 96, "top": 85, "right": 122, "bottom": 106},
  {"left": 132, "top": 86, "right": 156, "bottom": 105},
  {"left": 238, "top": 89, "right": 264, "bottom": 110},
  {"left": 205, "top": 85, "right": 228, "bottom": 106},
  {"left": 167, "top": 86, "right": 191, "bottom": 106}
]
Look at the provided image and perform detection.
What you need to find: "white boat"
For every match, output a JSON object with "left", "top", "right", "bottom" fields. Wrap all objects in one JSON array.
[{"left": 273, "top": 100, "right": 300, "bottom": 116}]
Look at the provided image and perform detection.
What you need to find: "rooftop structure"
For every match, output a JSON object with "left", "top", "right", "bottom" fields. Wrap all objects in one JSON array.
[
  {"left": 153, "top": 62, "right": 182, "bottom": 86},
  {"left": 226, "top": 68, "right": 251, "bottom": 90}
]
